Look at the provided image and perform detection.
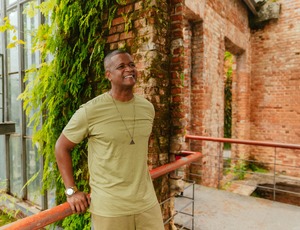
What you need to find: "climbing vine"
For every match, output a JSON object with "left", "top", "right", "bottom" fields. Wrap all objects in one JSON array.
[{"left": 18, "top": 0, "right": 128, "bottom": 228}]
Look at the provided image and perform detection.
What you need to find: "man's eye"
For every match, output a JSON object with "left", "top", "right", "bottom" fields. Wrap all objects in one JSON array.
[
  {"left": 116, "top": 65, "right": 125, "bottom": 70},
  {"left": 116, "top": 63, "right": 136, "bottom": 70}
]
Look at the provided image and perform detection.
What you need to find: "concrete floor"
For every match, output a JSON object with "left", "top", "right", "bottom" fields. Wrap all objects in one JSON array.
[{"left": 174, "top": 184, "right": 300, "bottom": 230}]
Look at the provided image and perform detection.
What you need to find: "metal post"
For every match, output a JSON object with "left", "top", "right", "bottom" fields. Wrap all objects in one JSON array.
[
  {"left": 192, "top": 181, "right": 195, "bottom": 230},
  {"left": 273, "top": 147, "right": 277, "bottom": 201}
]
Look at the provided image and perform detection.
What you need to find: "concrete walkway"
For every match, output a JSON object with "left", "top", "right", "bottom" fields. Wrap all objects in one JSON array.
[{"left": 174, "top": 184, "right": 300, "bottom": 230}]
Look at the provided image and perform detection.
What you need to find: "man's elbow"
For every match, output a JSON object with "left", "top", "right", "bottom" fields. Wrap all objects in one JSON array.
[
  {"left": 55, "top": 138, "right": 63, "bottom": 160},
  {"left": 55, "top": 133, "right": 75, "bottom": 158}
]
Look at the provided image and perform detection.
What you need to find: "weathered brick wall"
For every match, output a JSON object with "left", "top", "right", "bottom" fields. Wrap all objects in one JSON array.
[
  {"left": 250, "top": 0, "right": 300, "bottom": 176},
  {"left": 169, "top": 0, "right": 252, "bottom": 187}
]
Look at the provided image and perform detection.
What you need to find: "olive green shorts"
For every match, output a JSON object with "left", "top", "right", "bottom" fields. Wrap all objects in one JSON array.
[{"left": 91, "top": 203, "right": 164, "bottom": 230}]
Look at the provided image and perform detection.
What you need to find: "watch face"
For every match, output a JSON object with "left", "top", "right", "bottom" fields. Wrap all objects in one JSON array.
[{"left": 66, "top": 188, "right": 74, "bottom": 196}]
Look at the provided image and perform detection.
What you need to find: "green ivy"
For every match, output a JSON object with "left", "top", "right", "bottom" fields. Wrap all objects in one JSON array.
[
  {"left": 18, "top": 0, "right": 124, "bottom": 227},
  {"left": 233, "top": 160, "right": 247, "bottom": 180},
  {"left": 61, "top": 212, "right": 91, "bottom": 230}
]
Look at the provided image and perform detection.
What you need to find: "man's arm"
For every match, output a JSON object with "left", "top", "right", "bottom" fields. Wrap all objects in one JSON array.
[{"left": 55, "top": 133, "right": 91, "bottom": 213}]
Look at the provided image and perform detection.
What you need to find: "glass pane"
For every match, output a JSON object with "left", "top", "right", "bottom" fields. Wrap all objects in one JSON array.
[
  {"left": 9, "top": 136, "right": 22, "bottom": 197},
  {"left": 48, "top": 187, "right": 56, "bottom": 208},
  {"left": 0, "top": 54, "right": 3, "bottom": 121},
  {"left": 25, "top": 109, "right": 41, "bottom": 136},
  {"left": 7, "top": 73, "right": 21, "bottom": 133},
  {"left": 0, "top": 32, "right": 3, "bottom": 54},
  {"left": 7, "top": 9, "right": 19, "bottom": 73},
  {"left": 26, "top": 139, "right": 42, "bottom": 206},
  {"left": 6, "top": 0, "right": 17, "bottom": 6},
  {"left": 0, "top": 136, "right": 6, "bottom": 191},
  {"left": 25, "top": 71, "right": 41, "bottom": 136},
  {"left": 22, "top": 1, "right": 41, "bottom": 136},
  {"left": 0, "top": 81, "right": 2, "bottom": 99},
  {"left": 23, "top": 1, "right": 39, "bottom": 70}
]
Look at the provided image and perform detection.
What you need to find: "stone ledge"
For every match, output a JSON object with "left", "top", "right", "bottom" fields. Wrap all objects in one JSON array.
[{"left": 250, "top": 1, "right": 281, "bottom": 29}]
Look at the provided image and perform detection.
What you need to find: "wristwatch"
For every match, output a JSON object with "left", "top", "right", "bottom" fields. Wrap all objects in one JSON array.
[{"left": 65, "top": 186, "right": 78, "bottom": 197}]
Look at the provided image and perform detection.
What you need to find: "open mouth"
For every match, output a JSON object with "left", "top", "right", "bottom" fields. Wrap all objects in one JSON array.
[{"left": 124, "top": 75, "right": 135, "bottom": 79}]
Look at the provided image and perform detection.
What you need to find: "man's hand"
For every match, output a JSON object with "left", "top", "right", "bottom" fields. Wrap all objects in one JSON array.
[{"left": 67, "top": 191, "right": 91, "bottom": 214}]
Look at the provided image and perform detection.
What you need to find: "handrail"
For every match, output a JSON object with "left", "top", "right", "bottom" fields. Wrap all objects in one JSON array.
[
  {"left": 2, "top": 151, "right": 202, "bottom": 230},
  {"left": 185, "top": 135, "right": 300, "bottom": 150},
  {"left": 185, "top": 134, "right": 300, "bottom": 202}
]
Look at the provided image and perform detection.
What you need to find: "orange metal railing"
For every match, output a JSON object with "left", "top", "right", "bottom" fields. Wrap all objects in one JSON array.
[
  {"left": 185, "top": 135, "right": 300, "bottom": 150},
  {"left": 185, "top": 135, "right": 300, "bottom": 202},
  {"left": 2, "top": 151, "right": 202, "bottom": 230}
]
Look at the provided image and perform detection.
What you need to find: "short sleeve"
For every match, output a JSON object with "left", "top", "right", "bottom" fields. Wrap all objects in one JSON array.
[{"left": 62, "top": 106, "right": 89, "bottom": 144}]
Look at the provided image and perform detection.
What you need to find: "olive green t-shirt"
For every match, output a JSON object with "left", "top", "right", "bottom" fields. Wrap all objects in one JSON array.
[{"left": 63, "top": 93, "right": 158, "bottom": 217}]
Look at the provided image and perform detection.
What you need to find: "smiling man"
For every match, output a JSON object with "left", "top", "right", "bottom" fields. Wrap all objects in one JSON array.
[{"left": 55, "top": 49, "right": 164, "bottom": 230}]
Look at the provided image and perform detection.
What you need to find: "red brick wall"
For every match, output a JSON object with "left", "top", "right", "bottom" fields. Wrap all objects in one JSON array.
[
  {"left": 250, "top": 0, "right": 300, "bottom": 176},
  {"left": 169, "top": 0, "right": 252, "bottom": 187}
]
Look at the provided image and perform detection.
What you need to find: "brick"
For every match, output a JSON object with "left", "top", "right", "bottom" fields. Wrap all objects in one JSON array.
[
  {"left": 120, "top": 31, "right": 133, "bottom": 40},
  {"left": 107, "top": 34, "right": 120, "bottom": 43},
  {"left": 112, "top": 17, "right": 125, "bottom": 26}
]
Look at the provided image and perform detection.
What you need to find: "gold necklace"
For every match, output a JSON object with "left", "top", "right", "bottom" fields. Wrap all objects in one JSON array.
[{"left": 110, "top": 92, "right": 136, "bottom": 145}]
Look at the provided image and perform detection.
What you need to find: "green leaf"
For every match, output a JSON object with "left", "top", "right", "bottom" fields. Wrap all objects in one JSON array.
[
  {"left": 7, "top": 42, "right": 16, "bottom": 48},
  {"left": 21, "top": 171, "right": 40, "bottom": 191}
]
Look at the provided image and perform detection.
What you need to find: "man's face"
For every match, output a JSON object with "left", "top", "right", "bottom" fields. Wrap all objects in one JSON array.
[{"left": 106, "top": 53, "right": 137, "bottom": 89}]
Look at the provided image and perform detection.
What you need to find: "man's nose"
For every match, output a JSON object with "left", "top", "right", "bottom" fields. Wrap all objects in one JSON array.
[
  {"left": 124, "top": 65, "right": 135, "bottom": 71},
  {"left": 125, "top": 64, "right": 135, "bottom": 70}
]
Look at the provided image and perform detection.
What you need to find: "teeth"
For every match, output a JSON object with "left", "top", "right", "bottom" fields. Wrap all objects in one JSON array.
[{"left": 124, "top": 75, "right": 134, "bottom": 79}]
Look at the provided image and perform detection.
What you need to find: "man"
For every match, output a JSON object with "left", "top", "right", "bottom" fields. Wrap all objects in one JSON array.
[{"left": 55, "top": 49, "right": 164, "bottom": 230}]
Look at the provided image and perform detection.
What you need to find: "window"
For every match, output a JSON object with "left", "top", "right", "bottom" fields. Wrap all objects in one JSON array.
[
  {"left": 0, "top": 53, "right": 5, "bottom": 191},
  {"left": 0, "top": 0, "right": 48, "bottom": 209}
]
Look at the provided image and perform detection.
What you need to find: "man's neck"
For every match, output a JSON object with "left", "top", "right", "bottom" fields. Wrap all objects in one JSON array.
[{"left": 109, "top": 89, "right": 134, "bottom": 102}]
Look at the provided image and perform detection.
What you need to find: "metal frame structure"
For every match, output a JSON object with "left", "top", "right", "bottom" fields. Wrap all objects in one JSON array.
[{"left": 186, "top": 135, "right": 300, "bottom": 202}]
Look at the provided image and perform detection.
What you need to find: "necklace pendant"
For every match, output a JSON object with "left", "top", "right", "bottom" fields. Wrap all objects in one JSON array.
[{"left": 130, "top": 140, "right": 135, "bottom": 145}]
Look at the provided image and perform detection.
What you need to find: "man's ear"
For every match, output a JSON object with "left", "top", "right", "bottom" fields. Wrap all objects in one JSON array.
[{"left": 105, "top": 70, "right": 111, "bottom": 81}]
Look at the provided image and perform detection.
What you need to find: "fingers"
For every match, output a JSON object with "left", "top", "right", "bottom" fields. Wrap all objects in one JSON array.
[{"left": 67, "top": 192, "right": 91, "bottom": 214}]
